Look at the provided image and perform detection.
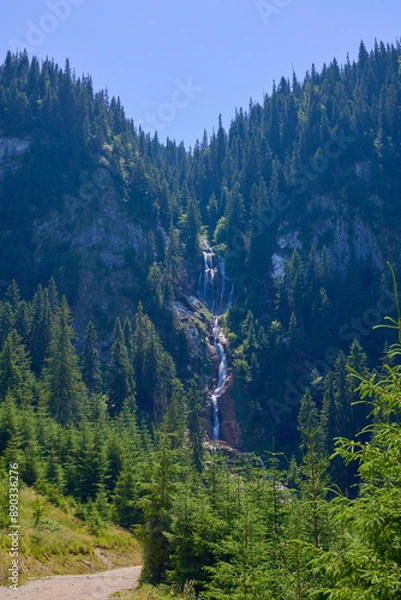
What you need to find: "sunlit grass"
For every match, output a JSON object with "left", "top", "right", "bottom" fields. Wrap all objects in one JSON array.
[
  {"left": 0, "top": 486, "right": 141, "bottom": 586},
  {"left": 128, "top": 584, "right": 195, "bottom": 599}
]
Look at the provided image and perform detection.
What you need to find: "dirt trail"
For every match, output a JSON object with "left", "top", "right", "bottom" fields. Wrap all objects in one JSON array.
[{"left": 0, "top": 566, "right": 142, "bottom": 600}]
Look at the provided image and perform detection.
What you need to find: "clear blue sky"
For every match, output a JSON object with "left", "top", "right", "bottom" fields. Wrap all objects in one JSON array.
[{"left": 1, "top": 0, "right": 400, "bottom": 146}]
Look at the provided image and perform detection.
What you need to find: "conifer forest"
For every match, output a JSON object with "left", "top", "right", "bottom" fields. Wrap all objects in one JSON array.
[{"left": 1, "top": 39, "right": 401, "bottom": 598}]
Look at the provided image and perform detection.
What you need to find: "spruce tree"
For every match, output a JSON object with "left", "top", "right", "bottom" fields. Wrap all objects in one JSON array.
[
  {"left": 113, "top": 464, "right": 141, "bottom": 528},
  {"left": 82, "top": 321, "right": 102, "bottom": 395},
  {"left": 163, "top": 378, "right": 186, "bottom": 450},
  {"left": 108, "top": 317, "right": 136, "bottom": 416},
  {"left": 44, "top": 296, "right": 86, "bottom": 424},
  {"left": 297, "top": 389, "right": 329, "bottom": 549},
  {"left": 312, "top": 304, "right": 401, "bottom": 599},
  {"left": 139, "top": 432, "right": 176, "bottom": 584},
  {"left": 0, "top": 329, "right": 34, "bottom": 407},
  {"left": 187, "top": 380, "right": 205, "bottom": 473},
  {"left": 27, "top": 285, "right": 52, "bottom": 375}
]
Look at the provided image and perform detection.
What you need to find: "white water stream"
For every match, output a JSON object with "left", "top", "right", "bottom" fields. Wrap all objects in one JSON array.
[{"left": 197, "top": 245, "right": 233, "bottom": 440}]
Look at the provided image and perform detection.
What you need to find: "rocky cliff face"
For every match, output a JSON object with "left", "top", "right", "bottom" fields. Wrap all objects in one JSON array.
[
  {"left": 0, "top": 136, "right": 31, "bottom": 176},
  {"left": 32, "top": 169, "right": 150, "bottom": 337},
  {"left": 0, "top": 137, "right": 31, "bottom": 160},
  {"left": 273, "top": 188, "right": 397, "bottom": 276}
]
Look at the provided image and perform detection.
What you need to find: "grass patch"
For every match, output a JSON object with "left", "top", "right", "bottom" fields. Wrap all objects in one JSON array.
[
  {"left": 127, "top": 583, "right": 196, "bottom": 599},
  {"left": 0, "top": 486, "right": 141, "bottom": 587}
]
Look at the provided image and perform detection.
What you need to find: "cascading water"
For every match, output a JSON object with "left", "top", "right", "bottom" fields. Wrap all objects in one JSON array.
[
  {"left": 197, "top": 248, "right": 234, "bottom": 316},
  {"left": 197, "top": 245, "right": 233, "bottom": 441},
  {"left": 211, "top": 317, "right": 228, "bottom": 440}
]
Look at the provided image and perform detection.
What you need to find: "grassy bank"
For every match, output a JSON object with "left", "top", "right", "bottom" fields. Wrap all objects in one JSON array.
[{"left": 0, "top": 486, "right": 141, "bottom": 586}]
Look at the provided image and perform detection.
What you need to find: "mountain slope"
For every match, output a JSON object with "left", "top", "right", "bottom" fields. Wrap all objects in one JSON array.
[{"left": 0, "top": 41, "right": 401, "bottom": 450}]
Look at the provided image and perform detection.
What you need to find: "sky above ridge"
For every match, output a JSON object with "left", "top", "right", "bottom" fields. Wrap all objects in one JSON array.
[{"left": 1, "top": 0, "right": 400, "bottom": 146}]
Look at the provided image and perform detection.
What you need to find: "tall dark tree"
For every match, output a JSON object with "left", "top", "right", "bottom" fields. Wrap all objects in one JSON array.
[
  {"left": 187, "top": 380, "right": 205, "bottom": 473},
  {"left": 27, "top": 285, "right": 52, "bottom": 375},
  {"left": 43, "top": 297, "right": 86, "bottom": 424},
  {"left": 0, "top": 329, "right": 33, "bottom": 407},
  {"left": 82, "top": 321, "right": 102, "bottom": 396},
  {"left": 108, "top": 317, "right": 136, "bottom": 416}
]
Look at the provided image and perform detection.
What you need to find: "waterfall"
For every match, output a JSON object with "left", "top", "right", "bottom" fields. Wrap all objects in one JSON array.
[
  {"left": 197, "top": 249, "right": 217, "bottom": 314},
  {"left": 197, "top": 244, "right": 233, "bottom": 441},
  {"left": 211, "top": 317, "right": 228, "bottom": 440},
  {"left": 197, "top": 247, "right": 234, "bottom": 316}
]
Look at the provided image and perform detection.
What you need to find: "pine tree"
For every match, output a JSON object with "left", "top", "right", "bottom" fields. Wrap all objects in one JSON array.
[
  {"left": 0, "top": 329, "right": 34, "bottom": 407},
  {"left": 297, "top": 389, "right": 329, "bottom": 549},
  {"left": 108, "top": 317, "right": 136, "bottom": 416},
  {"left": 163, "top": 378, "right": 186, "bottom": 450},
  {"left": 27, "top": 285, "right": 52, "bottom": 375},
  {"left": 346, "top": 339, "right": 369, "bottom": 434},
  {"left": 73, "top": 421, "right": 108, "bottom": 501},
  {"left": 224, "top": 182, "right": 245, "bottom": 261},
  {"left": 138, "top": 433, "right": 177, "bottom": 584},
  {"left": 332, "top": 350, "right": 353, "bottom": 440},
  {"left": 19, "top": 406, "right": 42, "bottom": 486},
  {"left": 320, "top": 371, "right": 337, "bottom": 454},
  {"left": 187, "top": 380, "right": 205, "bottom": 473},
  {"left": 311, "top": 301, "right": 401, "bottom": 599},
  {"left": 123, "top": 317, "right": 135, "bottom": 362},
  {"left": 182, "top": 194, "right": 201, "bottom": 259},
  {"left": 146, "top": 264, "right": 164, "bottom": 316},
  {"left": 247, "top": 177, "right": 275, "bottom": 276},
  {"left": 112, "top": 463, "right": 141, "bottom": 528},
  {"left": 167, "top": 480, "right": 228, "bottom": 594},
  {"left": 4, "top": 280, "right": 21, "bottom": 311},
  {"left": 207, "top": 193, "right": 219, "bottom": 236},
  {"left": 0, "top": 301, "right": 15, "bottom": 348},
  {"left": 47, "top": 277, "right": 60, "bottom": 314},
  {"left": 82, "top": 321, "right": 102, "bottom": 395},
  {"left": 284, "top": 250, "right": 306, "bottom": 331},
  {"left": 44, "top": 296, "right": 86, "bottom": 424},
  {"left": 0, "top": 394, "right": 21, "bottom": 457}
]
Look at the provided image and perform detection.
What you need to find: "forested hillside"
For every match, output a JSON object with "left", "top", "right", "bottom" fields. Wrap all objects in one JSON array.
[
  {"left": 1, "top": 41, "right": 401, "bottom": 451},
  {"left": 1, "top": 38, "right": 401, "bottom": 598}
]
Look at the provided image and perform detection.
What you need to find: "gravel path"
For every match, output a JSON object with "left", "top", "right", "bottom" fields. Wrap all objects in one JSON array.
[{"left": 0, "top": 566, "right": 142, "bottom": 600}]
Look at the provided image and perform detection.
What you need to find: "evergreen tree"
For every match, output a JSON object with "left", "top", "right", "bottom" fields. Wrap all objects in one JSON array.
[
  {"left": 247, "top": 177, "right": 275, "bottom": 276},
  {"left": 0, "top": 329, "right": 34, "bottom": 407},
  {"left": 187, "top": 380, "right": 205, "bottom": 473},
  {"left": 181, "top": 193, "right": 201, "bottom": 260},
  {"left": 312, "top": 311, "right": 401, "bottom": 599},
  {"left": 112, "top": 463, "right": 141, "bottom": 528},
  {"left": 0, "top": 301, "right": 15, "bottom": 348},
  {"left": 27, "top": 285, "right": 52, "bottom": 375},
  {"left": 123, "top": 317, "right": 135, "bottom": 362},
  {"left": 224, "top": 181, "right": 245, "bottom": 264},
  {"left": 346, "top": 339, "right": 369, "bottom": 433},
  {"left": 297, "top": 388, "right": 330, "bottom": 549},
  {"left": 163, "top": 378, "right": 186, "bottom": 450},
  {"left": 108, "top": 317, "right": 136, "bottom": 417},
  {"left": 43, "top": 297, "right": 86, "bottom": 424},
  {"left": 82, "top": 321, "right": 102, "bottom": 395},
  {"left": 139, "top": 433, "right": 177, "bottom": 584},
  {"left": 166, "top": 480, "right": 225, "bottom": 594}
]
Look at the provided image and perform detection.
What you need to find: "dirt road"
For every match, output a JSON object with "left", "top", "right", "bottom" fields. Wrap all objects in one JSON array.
[{"left": 0, "top": 566, "right": 142, "bottom": 600}]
